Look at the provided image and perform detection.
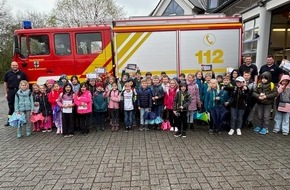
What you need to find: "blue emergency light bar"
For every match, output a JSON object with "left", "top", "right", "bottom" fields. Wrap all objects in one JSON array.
[{"left": 23, "top": 21, "right": 32, "bottom": 29}]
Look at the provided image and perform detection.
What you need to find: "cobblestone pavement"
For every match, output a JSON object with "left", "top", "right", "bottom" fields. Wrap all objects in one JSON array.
[{"left": 0, "top": 83, "right": 290, "bottom": 190}]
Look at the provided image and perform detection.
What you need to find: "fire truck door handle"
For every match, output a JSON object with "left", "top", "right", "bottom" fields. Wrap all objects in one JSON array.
[
  {"left": 46, "top": 69, "right": 53, "bottom": 73},
  {"left": 22, "top": 61, "right": 27, "bottom": 67}
]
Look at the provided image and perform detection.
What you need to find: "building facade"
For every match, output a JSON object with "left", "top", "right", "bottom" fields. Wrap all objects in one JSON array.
[{"left": 151, "top": 0, "right": 290, "bottom": 70}]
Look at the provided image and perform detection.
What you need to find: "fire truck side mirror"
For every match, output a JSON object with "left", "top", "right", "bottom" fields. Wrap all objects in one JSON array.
[{"left": 15, "top": 48, "right": 20, "bottom": 54}]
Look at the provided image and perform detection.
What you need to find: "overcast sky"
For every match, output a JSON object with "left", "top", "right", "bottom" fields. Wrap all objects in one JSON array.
[{"left": 7, "top": 0, "right": 158, "bottom": 17}]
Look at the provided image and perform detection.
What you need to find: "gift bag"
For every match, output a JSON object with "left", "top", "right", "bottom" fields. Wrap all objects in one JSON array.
[
  {"left": 161, "top": 121, "right": 168, "bottom": 131},
  {"left": 193, "top": 111, "right": 209, "bottom": 123}
]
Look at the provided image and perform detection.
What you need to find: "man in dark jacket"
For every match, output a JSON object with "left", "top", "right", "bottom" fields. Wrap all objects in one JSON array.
[{"left": 3, "top": 61, "right": 27, "bottom": 126}]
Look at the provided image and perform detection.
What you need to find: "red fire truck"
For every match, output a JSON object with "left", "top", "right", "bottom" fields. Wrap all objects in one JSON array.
[{"left": 13, "top": 15, "right": 242, "bottom": 84}]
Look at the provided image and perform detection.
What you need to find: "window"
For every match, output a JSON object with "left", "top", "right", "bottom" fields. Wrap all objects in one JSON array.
[
  {"left": 20, "top": 36, "right": 28, "bottom": 58},
  {"left": 208, "top": 0, "right": 219, "bottom": 9},
  {"left": 76, "top": 33, "right": 102, "bottom": 55},
  {"left": 28, "top": 35, "right": 50, "bottom": 55},
  {"left": 242, "top": 17, "right": 259, "bottom": 63},
  {"left": 54, "top": 33, "right": 71, "bottom": 55},
  {"left": 163, "top": 0, "right": 184, "bottom": 16}
]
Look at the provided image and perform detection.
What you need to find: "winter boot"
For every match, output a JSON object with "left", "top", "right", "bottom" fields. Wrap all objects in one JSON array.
[
  {"left": 26, "top": 125, "right": 31, "bottom": 137},
  {"left": 17, "top": 128, "right": 22, "bottom": 138},
  {"left": 190, "top": 123, "right": 195, "bottom": 131}
]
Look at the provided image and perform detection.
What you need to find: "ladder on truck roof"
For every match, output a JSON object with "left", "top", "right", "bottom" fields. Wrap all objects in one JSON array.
[{"left": 113, "top": 14, "right": 242, "bottom": 27}]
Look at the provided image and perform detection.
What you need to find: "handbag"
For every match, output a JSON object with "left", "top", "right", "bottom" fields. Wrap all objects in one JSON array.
[{"left": 278, "top": 102, "right": 290, "bottom": 113}]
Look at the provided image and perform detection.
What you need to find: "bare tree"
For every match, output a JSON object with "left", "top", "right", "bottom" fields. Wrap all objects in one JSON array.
[
  {"left": 0, "top": 0, "right": 15, "bottom": 78},
  {"left": 15, "top": 11, "right": 53, "bottom": 28},
  {"left": 52, "top": 0, "right": 125, "bottom": 27}
]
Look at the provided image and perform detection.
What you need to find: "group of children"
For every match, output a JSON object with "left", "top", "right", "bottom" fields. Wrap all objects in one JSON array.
[{"left": 11, "top": 67, "right": 290, "bottom": 138}]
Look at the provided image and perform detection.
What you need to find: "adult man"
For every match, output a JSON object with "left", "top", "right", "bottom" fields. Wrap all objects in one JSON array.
[
  {"left": 3, "top": 61, "right": 27, "bottom": 126},
  {"left": 259, "top": 55, "right": 282, "bottom": 84},
  {"left": 239, "top": 55, "right": 258, "bottom": 83}
]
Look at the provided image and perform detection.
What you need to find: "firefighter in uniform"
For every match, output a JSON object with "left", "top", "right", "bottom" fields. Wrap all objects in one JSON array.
[{"left": 3, "top": 61, "right": 27, "bottom": 126}]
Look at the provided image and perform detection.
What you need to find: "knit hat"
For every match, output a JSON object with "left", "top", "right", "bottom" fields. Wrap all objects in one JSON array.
[
  {"left": 235, "top": 76, "right": 245, "bottom": 83},
  {"left": 96, "top": 82, "right": 103, "bottom": 88},
  {"left": 47, "top": 79, "right": 55, "bottom": 85},
  {"left": 59, "top": 74, "right": 68, "bottom": 80}
]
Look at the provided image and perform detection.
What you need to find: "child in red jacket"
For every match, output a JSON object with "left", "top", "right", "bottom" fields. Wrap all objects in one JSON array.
[
  {"left": 48, "top": 82, "right": 63, "bottom": 133},
  {"left": 164, "top": 79, "right": 179, "bottom": 132}
]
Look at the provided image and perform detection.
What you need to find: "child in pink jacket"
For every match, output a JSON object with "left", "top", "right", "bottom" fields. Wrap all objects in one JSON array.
[
  {"left": 164, "top": 79, "right": 179, "bottom": 132},
  {"left": 187, "top": 74, "right": 201, "bottom": 130},
  {"left": 106, "top": 82, "right": 121, "bottom": 132},
  {"left": 74, "top": 83, "right": 92, "bottom": 135}
]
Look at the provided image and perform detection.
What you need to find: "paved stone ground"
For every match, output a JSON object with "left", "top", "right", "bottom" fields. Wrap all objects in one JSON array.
[{"left": 1, "top": 84, "right": 290, "bottom": 190}]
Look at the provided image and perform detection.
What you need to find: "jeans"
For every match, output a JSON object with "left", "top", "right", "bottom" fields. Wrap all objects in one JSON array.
[
  {"left": 109, "top": 109, "right": 119, "bottom": 126},
  {"left": 79, "top": 113, "right": 90, "bottom": 134},
  {"left": 274, "top": 111, "right": 290, "bottom": 134},
  {"left": 187, "top": 110, "right": 195, "bottom": 124},
  {"left": 175, "top": 111, "right": 187, "bottom": 134},
  {"left": 230, "top": 107, "right": 245, "bottom": 129},
  {"left": 164, "top": 109, "right": 175, "bottom": 127},
  {"left": 17, "top": 111, "right": 31, "bottom": 136},
  {"left": 152, "top": 104, "right": 163, "bottom": 117},
  {"left": 139, "top": 108, "right": 149, "bottom": 125},
  {"left": 62, "top": 113, "right": 74, "bottom": 135},
  {"left": 96, "top": 112, "right": 105, "bottom": 128},
  {"left": 257, "top": 104, "right": 272, "bottom": 129},
  {"left": 124, "top": 110, "right": 133, "bottom": 128}
]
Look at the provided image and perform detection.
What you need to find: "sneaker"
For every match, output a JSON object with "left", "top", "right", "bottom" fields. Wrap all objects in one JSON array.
[
  {"left": 4, "top": 122, "right": 10, "bottom": 127},
  {"left": 254, "top": 126, "right": 261, "bottom": 132},
  {"left": 139, "top": 126, "right": 144, "bottom": 131},
  {"left": 282, "top": 132, "right": 288, "bottom": 136},
  {"left": 144, "top": 126, "right": 149, "bottom": 131},
  {"left": 56, "top": 128, "right": 61, "bottom": 134},
  {"left": 236, "top": 129, "right": 242, "bottom": 136},
  {"left": 209, "top": 129, "right": 213, "bottom": 135},
  {"left": 273, "top": 129, "right": 280, "bottom": 133},
  {"left": 124, "top": 128, "right": 129, "bottom": 132},
  {"left": 228, "top": 129, "right": 235, "bottom": 135},
  {"left": 47, "top": 129, "right": 52, "bottom": 132},
  {"left": 174, "top": 127, "right": 178, "bottom": 132},
  {"left": 69, "top": 134, "right": 74, "bottom": 137},
  {"left": 42, "top": 130, "right": 47, "bottom": 133},
  {"left": 259, "top": 128, "right": 268, "bottom": 135},
  {"left": 174, "top": 132, "right": 182, "bottom": 137},
  {"left": 182, "top": 133, "right": 187, "bottom": 138},
  {"left": 170, "top": 127, "right": 174, "bottom": 131},
  {"left": 63, "top": 135, "right": 70, "bottom": 138}
]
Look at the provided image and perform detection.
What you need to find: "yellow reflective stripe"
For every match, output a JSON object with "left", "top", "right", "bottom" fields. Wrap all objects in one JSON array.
[
  {"left": 118, "top": 68, "right": 228, "bottom": 76},
  {"left": 82, "top": 43, "right": 113, "bottom": 75},
  {"left": 117, "top": 32, "right": 151, "bottom": 70}
]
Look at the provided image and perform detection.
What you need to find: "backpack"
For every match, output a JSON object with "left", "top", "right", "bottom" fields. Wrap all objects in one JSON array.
[
  {"left": 108, "top": 89, "right": 120, "bottom": 102},
  {"left": 257, "top": 82, "right": 275, "bottom": 91}
]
